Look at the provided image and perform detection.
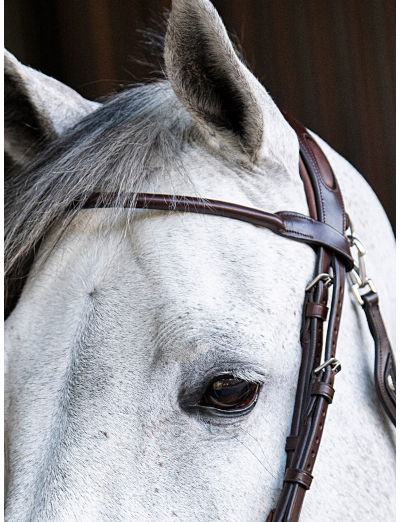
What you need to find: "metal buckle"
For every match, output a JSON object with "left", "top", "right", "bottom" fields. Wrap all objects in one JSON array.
[
  {"left": 314, "top": 357, "right": 342, "bottom": 375},
  {"left": 346, "top": 220, "right": 377, "bottom": 306},
  {"left": 348, "top": 271, "right": 377, "bottom": 306},
  {"left": 347, "top": 234, "right": 367, "bottom": 285},
  {"left": 306, "top": 273, "right": 333, "bottom": 292}
]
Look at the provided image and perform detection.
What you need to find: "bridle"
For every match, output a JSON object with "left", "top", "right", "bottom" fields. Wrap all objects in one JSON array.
[{"left": 74, "top": 114, "right": 395, "bottom": 521}]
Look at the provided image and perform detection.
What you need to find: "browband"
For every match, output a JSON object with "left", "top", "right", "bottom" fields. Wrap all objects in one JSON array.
[
  {"left": 78, "top": 193, "right": 354, "bottom": 271},
  {"left": 76, "top": 114, "right": 395, "bottom": 521}
]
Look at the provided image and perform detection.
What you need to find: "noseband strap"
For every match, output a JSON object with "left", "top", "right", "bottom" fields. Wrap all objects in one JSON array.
[{"left": 76, "top": 114, "right": 395, "bottom": 521}]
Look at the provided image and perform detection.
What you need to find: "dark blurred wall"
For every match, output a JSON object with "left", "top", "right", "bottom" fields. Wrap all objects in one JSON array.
[{"left": 5, "top": 0, "right": 395, "bottom": 230}]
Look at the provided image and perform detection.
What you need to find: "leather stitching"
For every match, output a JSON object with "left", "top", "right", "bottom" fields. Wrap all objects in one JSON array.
[
  {"left": 303, "top": 136, "right": 347, "bottom": 233},
  {"left": 283, "top": 230, "right": 314, "bottom": 239},
  {"left": 369, "top": 305, "right": 395, "bottom": 418},
  {"left": 302, "top": 138, "right": 326, "bottom": 223},
  {"left": 279, "top": 211, "right": 317, "bottom": 223},
  {"left": 281, "top": 231, "right": 351, "bottom": 259}
]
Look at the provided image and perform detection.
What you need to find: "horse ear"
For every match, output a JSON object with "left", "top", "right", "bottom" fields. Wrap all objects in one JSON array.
[
  {"left": 4, "top": 49, "right": 100, "bottom": 166},
  {"left": 164, "top": 0, "right": 296, "bottom": 165}
]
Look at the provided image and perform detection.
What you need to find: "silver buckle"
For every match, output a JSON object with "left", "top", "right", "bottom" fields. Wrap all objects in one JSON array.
[
  {"left": 314, "top": 357, "right": 342, "bottom": 375},
  {"left": 306, "top": 273, "right": 333, "bottom": 292},
  {"left": 347, "top": 234, "right": 367, "bottom": 285},
  {"left": 348, "top": 270, "right": 377, "bottom": 306},
  {"left": 346, "top": 220, "right": 377, "bottom": 306}
]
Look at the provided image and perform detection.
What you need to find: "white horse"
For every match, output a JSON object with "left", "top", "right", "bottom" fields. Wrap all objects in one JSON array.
[{"left": 4, "top": 1, "right": 395, "bottom": 521}]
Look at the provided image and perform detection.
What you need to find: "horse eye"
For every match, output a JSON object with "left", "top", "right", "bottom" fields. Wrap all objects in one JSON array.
[{"left": 200, "top": 376, "right": 259, "bottom": 413}]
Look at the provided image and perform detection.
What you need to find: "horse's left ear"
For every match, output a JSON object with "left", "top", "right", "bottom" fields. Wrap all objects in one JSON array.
[
  {"left": 165, "top": 0, "right": 297, "bottom": 166},
  {"left": 5, "top": 49, "right": 100, "bottom": 166}
]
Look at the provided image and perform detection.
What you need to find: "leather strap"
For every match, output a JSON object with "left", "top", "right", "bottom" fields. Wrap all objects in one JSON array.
[
  {"left": 275, "top": 255, "right": 346, "bottom": 522},
  {"left": 271, "top": 114, "right": 348, "bottom": 522},
  {"left": 283, "top": 112, "right": 347, "bottom": 234},
  {"left": 271, "top": 114, "right": 395, "bottom": 521},
  {"left": 283, "top": 469, "right": 313, "bottom": 490},
  {"left": 305, "top": 302, "right": 328, "bottom": 321},
  {"left": 311, "top": 381, "right": 335, "bottom": 404},
  {"left": 77, "top": 193, "right": 354, "bottom": 271},
  {"left": 285, "top": 436, "right": 299, "bottom": 452},
  {"left": 362, "top": 291, "right": 396, "bottom": 425}
]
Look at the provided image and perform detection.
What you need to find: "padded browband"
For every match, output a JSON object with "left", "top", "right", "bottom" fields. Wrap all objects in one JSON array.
[{"left": 79, "top": 194, "right": 354, "bottom": 271}]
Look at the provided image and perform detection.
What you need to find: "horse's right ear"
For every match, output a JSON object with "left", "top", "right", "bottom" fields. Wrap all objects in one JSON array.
[
  {"left": 4, "top": 49, "right": 100, "bottom": 166},
  {"left": 164, "top": 0, "right": 298, "bottom": 170}
]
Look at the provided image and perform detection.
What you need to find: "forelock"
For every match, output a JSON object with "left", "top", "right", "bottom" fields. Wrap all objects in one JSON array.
[{"left": 5, "top": 80, "right": 194, "bottom": 317}]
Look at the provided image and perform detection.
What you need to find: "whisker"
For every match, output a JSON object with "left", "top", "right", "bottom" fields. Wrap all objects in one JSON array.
[
  {"left": 239, "top": 426, "right": 274, "bottom": 472},
  {"left": 234, "top": 435, "right": 276, "bottom": 479}
]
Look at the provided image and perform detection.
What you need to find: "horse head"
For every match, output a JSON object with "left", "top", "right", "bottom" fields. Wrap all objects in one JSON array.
[{"left": 5, "top": 1, "right": 395, "bottom": 521}]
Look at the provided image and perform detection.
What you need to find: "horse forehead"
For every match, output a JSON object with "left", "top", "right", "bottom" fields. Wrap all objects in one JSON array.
[
  {"left": 23, "top": 208, "right": 311, "bottom": 376},
  {"left": 126, "top": 209, "right": 315, "bottom": 291},
  {"left": 83, "top": 211, "right": 316, "bottom": 359},
  {"left": 73, "top": 203, "right": 315, "bottom": 308}
]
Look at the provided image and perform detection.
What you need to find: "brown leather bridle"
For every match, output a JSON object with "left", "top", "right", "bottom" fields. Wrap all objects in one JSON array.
[{"left": 74, "top": 114, "right": 395, "bottom": 521}]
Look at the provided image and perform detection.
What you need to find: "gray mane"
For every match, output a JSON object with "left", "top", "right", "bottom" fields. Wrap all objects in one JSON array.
[{"left": 5, "top": 81, "right": 194, "bottom": 316}]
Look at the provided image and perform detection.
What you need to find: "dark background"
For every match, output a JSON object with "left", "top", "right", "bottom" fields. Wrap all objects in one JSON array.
[{"left": 5, "top": 0, "right": 395, "bottom": 230}]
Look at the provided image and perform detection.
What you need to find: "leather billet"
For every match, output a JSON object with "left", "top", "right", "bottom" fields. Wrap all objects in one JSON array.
[{"left": 362, "top": 291, "right": 396, "bottom": 425}]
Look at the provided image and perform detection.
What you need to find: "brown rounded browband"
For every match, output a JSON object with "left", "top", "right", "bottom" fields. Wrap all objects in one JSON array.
[
  {"left": 73, "top": 113, "right": 395, "bottom": 522},
  {"left": 78, "top": 193, "right": 354, "bottom": 272}
]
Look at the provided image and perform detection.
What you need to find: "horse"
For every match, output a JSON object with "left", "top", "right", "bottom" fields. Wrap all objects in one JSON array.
[{"left": 4, "top": 0, "right": 395, "bottom": 520}]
